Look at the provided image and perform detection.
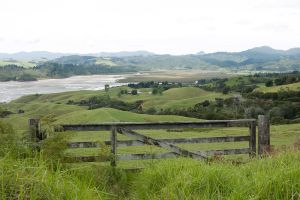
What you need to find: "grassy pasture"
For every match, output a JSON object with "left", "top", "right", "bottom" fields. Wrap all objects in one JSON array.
[
  {"left": 256, "top": 82, "right": 300, "bottom": 93},
  {"left": 12, "top": 86, "right": 230, "bottom": 110},
  {"left": 119, "top": 70, "right": 237, "bottom": 83},
  {"left": 0, "top": 59, "right": 37, "bottom": 68}
]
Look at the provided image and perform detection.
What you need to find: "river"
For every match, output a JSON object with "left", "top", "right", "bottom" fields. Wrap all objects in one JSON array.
[{"left": 0, "top": 75, "right": 126, "bottom": 103}]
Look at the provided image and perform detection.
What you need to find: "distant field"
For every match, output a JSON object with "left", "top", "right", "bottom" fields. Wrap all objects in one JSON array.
[
  {"left": 256, "top": 82, "right": 300, "bottom": 93},
  {"left": 12, "top": 86, "right": 230, "bottom": 110},
  {"left": 95, "top": 58, "right": 117, "bottom": 66},
  {"left": 120, "top": 70, "right": 238, "bottom": 83},
  {"left": 0, "top": 59, "right": 38, "bottom": 68}
]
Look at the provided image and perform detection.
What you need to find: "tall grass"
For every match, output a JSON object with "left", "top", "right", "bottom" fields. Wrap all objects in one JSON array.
[
  {"left": 131, "top": 152, "right": 300, "bottom": 200},
  {"left": 0, "top": 155, "right": 109, "bottom": 200}
]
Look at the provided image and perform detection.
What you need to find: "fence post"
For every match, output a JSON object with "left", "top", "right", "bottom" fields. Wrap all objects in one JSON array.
[
  {"left": 258, "top": 115, "right": 270, "bottom": 157},
  {"left": 249, "top": 121, "right": 256, "bottom": 158},
  {"left": 28, "top": 119, "right": 41, "bottom": 142},
  {"left": 110, "top": 126, "right": 117, "bottom": 167}
]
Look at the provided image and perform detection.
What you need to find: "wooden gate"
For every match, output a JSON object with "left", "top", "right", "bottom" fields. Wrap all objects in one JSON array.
[{"left": 29, "top": 115, "right": 270, "bottom": 167}]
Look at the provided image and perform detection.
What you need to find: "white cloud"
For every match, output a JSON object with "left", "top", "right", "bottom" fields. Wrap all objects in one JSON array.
[{"left": 0, "top": 0, "right": 299, "bottom": 54}]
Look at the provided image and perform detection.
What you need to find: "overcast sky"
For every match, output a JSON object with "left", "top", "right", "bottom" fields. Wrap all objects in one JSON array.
[{"left": 0, "top": 0, "right": 300, "bottom": 54}]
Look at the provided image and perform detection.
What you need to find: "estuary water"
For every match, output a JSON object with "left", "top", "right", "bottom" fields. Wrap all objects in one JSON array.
[{"left": 0, "top": 75, "right": 126, "bottom": 103}]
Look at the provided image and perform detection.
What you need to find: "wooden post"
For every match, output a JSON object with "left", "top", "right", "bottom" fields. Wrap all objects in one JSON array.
[
  {"left": 249, "top": 121, "right": 256, "bottom": 158},
  {"left": 28, "top": 119, "right": 40, "bottom": 142},
  {"left": 258, "top": 115, "right": 270, "bottom": 157},
  {"left": 110, "top": 126, "right": 117, "bottom": 167}
]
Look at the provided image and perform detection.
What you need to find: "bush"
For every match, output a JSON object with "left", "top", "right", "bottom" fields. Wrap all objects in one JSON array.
[
  {"left": 146, "top": 107, "right": 157, "bottom": 115},
  {"left": 265, "top": 80, "right": 274, "bottom": 87},
  {"left": 131, "top": 90, "right": 138, "bottom": 95}
]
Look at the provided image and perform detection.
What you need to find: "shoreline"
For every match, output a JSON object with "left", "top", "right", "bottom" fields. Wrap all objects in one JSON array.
[{"left": 0, "top": 74, "right": 128, "bottom": 103}]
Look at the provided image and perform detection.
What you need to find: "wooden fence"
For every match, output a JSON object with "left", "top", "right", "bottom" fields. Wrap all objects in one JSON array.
[{"left": 29, "top": 115, "right": 270, "bottom": 166}]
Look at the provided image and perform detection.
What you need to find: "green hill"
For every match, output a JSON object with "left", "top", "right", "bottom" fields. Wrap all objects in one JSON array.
[
  {"left": 13, "top": 86, "right": 230, "bottom": 110},
  {"left": 256, "top": 82, "right": 300, "bottom": 93},
  {"left": 55, "top": 107, "right": 199, "bottom": 124}
]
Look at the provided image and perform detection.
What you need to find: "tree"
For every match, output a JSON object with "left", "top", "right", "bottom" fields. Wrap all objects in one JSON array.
[
  {"left": 265, "top": 80, "right": 273, "bottom": 87},
  {"left": 222, "top": 87, "right": 230, "bottom": 94},
  {"left": 152, "top": 88, "right": 159, "bottom": 95},
  {"left": 104, "top": 84, "right": 110, "bottom": 92},
  {"left": 131, "top": 90, "right": 138, "bottom": 95}
]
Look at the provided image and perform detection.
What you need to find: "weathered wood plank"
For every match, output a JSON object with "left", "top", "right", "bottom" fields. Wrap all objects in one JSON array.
[
  {"left": 67, "top": 136, "right": 250, "bottom": 148},
  {"left": 117, "top": 127, "right": 208, "bottom": 160},
  {"left": 118, "top": 148, "right": 251, "bottom": 160},
  {"left": 60, "top": 120, "right": 255, "bottom": 131},
  {"left": 29, "top": 119, "right": 43, "bottom": 141},
  {"left": 65, "top": 148, "right": 250, "bottom": 162},
  {"left": 118, "top": 152, "right": 177, "bottom": 160},
  {"left": 110, "top": 126, "right": 117, "bottom": 167},
  {"left": 201, "top": 148, "right": 250, "bottom": 156},
  {"left": 249, "top": 121, "right": 256, "bottom": 157},
  {"left": 258, "top": 115, "right": 270, "bottom": 156}
]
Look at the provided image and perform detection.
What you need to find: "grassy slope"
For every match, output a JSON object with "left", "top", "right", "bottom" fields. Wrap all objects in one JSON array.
[
  {"left": 12, "top": 86, "right": 230, "bottom": 110},
  {"left": 3, "top": 101, "right": 198, "bottom": 131},
  {"left": 55, "top": 108, "right": 197, "bottom": 124},
  {"left": 257, "top": 82, "right": 300, "bottom": 93},
  {"left": 0, "top": 60, "right": 37, "bottom": 68}
]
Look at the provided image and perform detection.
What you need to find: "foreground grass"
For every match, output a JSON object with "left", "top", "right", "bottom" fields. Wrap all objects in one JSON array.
[
  {"left": 0, "top": 154, "right": 108, "bottom": 200},
  {"left": 2, "top": 150, "right": 300, "bottom": 200},
  {"left": 131, "top": 152, "right": 300, "bottom": 200}
]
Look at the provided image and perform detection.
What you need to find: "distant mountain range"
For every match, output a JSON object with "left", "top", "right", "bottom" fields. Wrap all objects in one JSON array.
[
  {"left": 0, "top": 50, "right": 155, "bottom": 60},
  {"left": 1, "top": 46, "right": 300, "bottom": 72}
]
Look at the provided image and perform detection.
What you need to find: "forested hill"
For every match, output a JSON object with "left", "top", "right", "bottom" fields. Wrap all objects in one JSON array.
[{"left": 1, "top": 46, "right": 300, "bottom": 81}]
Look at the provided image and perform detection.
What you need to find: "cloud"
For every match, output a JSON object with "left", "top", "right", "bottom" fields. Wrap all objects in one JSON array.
[
  {"left": 253, "top": 23, "right": 291, "bottom": 32},
  {"left": 27, "top": 38, "right": 40, "bottom": 44},
  {"left": 176, "top": 16, "right": 215, "bottom": 25},
  {"left": 252, "top": 0, "right": 300, "bottom": 9},
  {"left": 235, "top": 20, "right": 252, "bottom": 26}
]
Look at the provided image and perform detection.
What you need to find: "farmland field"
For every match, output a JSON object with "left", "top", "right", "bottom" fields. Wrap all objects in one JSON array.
[
  {"left": 0, "top": 59, "right": 38, "bottom": 68},
  {"left": 256, "top": 82, "right": 300, "bottom": 93}
]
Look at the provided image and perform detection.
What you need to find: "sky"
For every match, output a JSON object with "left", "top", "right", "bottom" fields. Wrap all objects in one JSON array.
[{"left": 0, "top": 0, "right": 300, "bottom": 55}]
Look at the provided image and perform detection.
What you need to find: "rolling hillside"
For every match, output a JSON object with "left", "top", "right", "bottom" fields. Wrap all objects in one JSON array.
[
  {"left": 11, "top": 86, "right": 230, "bottom": 110},
  {"left": 257, "top": 82, "right": 300, "bottom": 93}
]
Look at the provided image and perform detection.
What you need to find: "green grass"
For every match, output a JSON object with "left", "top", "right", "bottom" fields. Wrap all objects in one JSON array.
[
  {"left": 256, "top": 82, "right": 300, "bottom": 93},
  {"left": 131, "top": 152, "right": 300, "bottom": 199},
  {"left": 55, "top": 108, "right": 198, "bottom": 124},
  {"left": 12, "top": 86, "right": 230, "bottom": 110},
  {"left": 95, "top": 58, "right": 118, "bottom": 66},
  {"left": 0, "top": 155, "right": 111, "bottom": 199},
  {"left": 3, "top": 149, "right": 300, "bottom": 199},
  {"left": 3, "top": 100, "right": 199, "bottom": 132}
]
